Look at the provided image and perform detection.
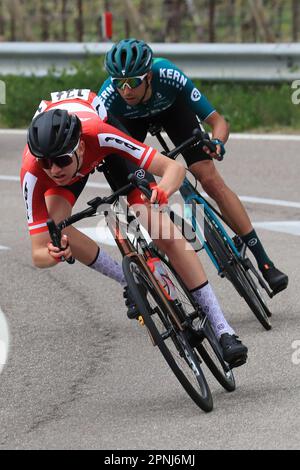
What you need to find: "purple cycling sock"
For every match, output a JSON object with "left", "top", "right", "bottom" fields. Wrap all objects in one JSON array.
[
  {"left": 191, "top": 281, "right": 235, "bottom": 339},
  {"left": 89, "top": 248, "right": 126, "bottom": 286}
]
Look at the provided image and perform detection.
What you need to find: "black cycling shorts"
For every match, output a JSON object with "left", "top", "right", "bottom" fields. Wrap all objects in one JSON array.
[
  {"left": 116, "top": 92, "right": 212, "bottom": 167},
  {"left": 104, "top": 113, "right": 156, "bottom": 195},
  {"left": 64, "top": 174, "right": 89, "bottom": 201}
]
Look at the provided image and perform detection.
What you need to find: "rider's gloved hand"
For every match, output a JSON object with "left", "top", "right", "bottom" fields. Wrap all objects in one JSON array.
[
  {"left": 47, "top": 234, "right": 72, "bottom": 263},
  {"left": 211, "top": 138, "right": 226, "bottom": 158},
  {"left": 203, "top": 138, "right": 226, "bottom": 160},
  {"left": 151, "top": 186, "right": 168, "bottom": 206},
  {"left": 140, "top": 183, "right": 169, "bottom": 207}
]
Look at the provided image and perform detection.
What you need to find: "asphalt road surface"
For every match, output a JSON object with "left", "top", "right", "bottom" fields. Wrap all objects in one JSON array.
[{"left": 0, "top": 131, "right": 299, "bottom": 450}]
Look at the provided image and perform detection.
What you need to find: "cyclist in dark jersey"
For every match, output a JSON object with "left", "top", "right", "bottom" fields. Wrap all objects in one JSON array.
[{"left": 99, "top": 38, "right": 288, "bottom": 295}]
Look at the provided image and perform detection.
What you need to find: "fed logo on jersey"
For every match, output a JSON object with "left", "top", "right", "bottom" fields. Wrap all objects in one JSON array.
[
  {"left": 98, "top": 133, "right": 145, "bottom": 160},
  {"left": 191, "top": 88, "right": 201, "bottom": 102}
]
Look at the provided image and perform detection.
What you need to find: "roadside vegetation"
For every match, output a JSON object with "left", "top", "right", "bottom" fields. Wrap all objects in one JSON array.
[{"left": 0, "top": 56, "right": 298, "bottom": 131}]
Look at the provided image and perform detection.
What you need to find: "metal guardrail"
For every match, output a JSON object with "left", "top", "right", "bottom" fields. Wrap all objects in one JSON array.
[{"left": 0, "top": 42, "right": 299, "bottom": 81}]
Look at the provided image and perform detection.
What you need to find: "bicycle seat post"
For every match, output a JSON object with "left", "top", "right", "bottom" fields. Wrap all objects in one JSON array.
[{"left": 148, "top": 123, "right": 170, "bottom": 154}]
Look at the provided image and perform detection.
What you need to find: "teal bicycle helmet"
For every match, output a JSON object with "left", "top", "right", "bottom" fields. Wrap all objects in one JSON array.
[{"left": 105, "top": 38, "right": 153, "bottom": 78}]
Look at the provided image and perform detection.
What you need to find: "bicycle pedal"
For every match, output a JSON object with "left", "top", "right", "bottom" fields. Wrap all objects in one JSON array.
[
  {"left": 232, "top": 235, "right": 244, "bottom": 250},
  {"left": 186, "top": 329, "right": 202, "bottom": 348},
  {"left": 229, "top": 355, "right": 247, "bottom": 369}
]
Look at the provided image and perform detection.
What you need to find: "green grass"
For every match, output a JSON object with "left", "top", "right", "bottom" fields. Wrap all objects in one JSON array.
[
  {"left": 0, "top": 56, "right": 299, "bottom": 131},
  {"left": 196, "top": 81, "right": 300, "bottom": 132}
]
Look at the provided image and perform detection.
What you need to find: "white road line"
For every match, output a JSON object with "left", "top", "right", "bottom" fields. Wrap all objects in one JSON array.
[
  {"left": 0, "top": 306, "right": 9, "bottom": 373},
  {"left": 0, "top": 174, "right": 109, "bottom": 189},
  {"left": 239, "top": 196, "right": 300, "bottom": 209},
  {"left": 1, "top": 129, "right": 300, "bottom": 141},
  {"left": 85, "top": 182, "right": 111, "bottom": 189},
  {"left": 1, "top": 174, "right": 300, "bottom": 208},
  {"left": 0, "top": 245, "right": 10, "bottom": 250},
  {"left": 80, "top": 220, "right": 300, "bottom": 249},
  {"left": 79, "top": 225, "right": 152, "bottom": 247},
  {"left": 79, "top": 227, "right": 116, "bottom": 247},
  {"left": 0, "top": 129, "right": 26, "bottom": 135},
  {"left": 0, "top": 175, "right": 19, "bottom": 181},
  {"left": 229, "top": 133, "right": 300, "bottom": 141},
  {"left": 253, "top": 220, "right": 300, "bottom": 236}
]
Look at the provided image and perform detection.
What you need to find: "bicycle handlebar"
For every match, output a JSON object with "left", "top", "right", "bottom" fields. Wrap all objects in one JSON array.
[
  {"left": 46, "top": 219, "right": 75, "bottom": 264},
  {"left": 47, "top": 173, "right": 154, "bottom": 265},
  {"left": 128, "top": 173, "right": 153, "bottom": 200},
  {"left": 152, "top": 127, "right": 224, "bottom": 162}
]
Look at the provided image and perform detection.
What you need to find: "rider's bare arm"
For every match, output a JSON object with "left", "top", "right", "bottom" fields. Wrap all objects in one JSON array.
[
  {"left": 31, "top": 227, "right": 100, "bottom": 268},
  {"left": 31, "top": 195, "right": 99, "bottom": 268},
  {"left": 147, "top": 151, "right": 186, "bottom": 199},
  {"left": 31, "top": 231, "right": 70, "bottom": 268},
  {"left": 204, "top": 111, "right": 229, "bottom": 144}
]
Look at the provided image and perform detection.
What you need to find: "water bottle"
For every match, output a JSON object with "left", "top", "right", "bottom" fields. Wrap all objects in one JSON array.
[{"left": 147, "top": 257, "right": 177, "bottom": 301}]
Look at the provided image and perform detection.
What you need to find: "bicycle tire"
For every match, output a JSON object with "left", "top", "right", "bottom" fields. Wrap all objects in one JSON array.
[
  {"left": 196, "top": 338, "right": 236, "bottom": 392},
  {"left": 204, "top": 217, "right": 272, "bottom": 330},
  {"left": 150, "top": 247, "right": 236, "bottom": 392},
  {"left": 243, "top": 263, "right": 272, "bottom": 318},
  {"left": 122, "top": 255, "right": 213, "bottom": 412}
]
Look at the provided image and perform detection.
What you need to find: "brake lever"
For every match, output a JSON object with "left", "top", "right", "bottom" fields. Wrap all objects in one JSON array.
[
  {"left": 128, "top": 173, "right": 152, "bottom": 200},
  {"left": 202, "top": 138, "right": 224, "bottom": 162},
  {"left": 128, "top": 173, "right": 166, "bottom": 210},
  {"left": 47, "top": 219, "right": 75, "bottom": 264}
]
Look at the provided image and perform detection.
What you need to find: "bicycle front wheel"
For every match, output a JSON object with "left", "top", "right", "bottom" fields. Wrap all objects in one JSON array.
[
  {"left": 195, "top": 316, "right": 235, "bottom": 392},
  {"left": 149, "top": 246, "right": 236, "bottom": 392},
  {"left": 204, "top": 217, "right": 272, "bottom": 330},
  {"left": 122, "top": 255, "right": 213, "bottom": 412}
]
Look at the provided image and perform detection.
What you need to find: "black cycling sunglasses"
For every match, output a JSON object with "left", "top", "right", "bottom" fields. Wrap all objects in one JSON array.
[
  {"left": 37, "top": 153, "right": 74, "bottom": 170},
  {"left": 36, "top": 142, "right": 80, "bottom": 169}
]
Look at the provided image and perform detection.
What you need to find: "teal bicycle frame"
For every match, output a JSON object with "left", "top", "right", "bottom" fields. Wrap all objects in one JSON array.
[
  {"left": 149, "top": 124, "right": 273, "bottom": 300},
  {"left": 179, "top": 177, "right": 242, "bottom": 275}
]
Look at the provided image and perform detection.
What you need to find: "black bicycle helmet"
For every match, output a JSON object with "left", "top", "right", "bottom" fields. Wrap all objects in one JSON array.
[
  {"left": 27, "top": 109, "right": 82, "bottom": 158},
  {"left": 105, "top": 38, "right": 153, "bottom": 77}
]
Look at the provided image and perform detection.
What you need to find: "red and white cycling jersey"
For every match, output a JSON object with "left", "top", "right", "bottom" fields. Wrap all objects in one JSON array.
[{"left": 20, "top": 89, "right": 156, "bottom": 236}]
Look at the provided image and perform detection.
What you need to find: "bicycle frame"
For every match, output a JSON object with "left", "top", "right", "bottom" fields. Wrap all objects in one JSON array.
[
  {"left": 180, "top": 179, "right": 242, "bottom": 274},
  {"left": 108, "top": 202, "right": 224, "bottom": 349},
  {"left": 47, "top": 168, "right": 235, "bottom": 394},
  {"left": 151, "top": 126, "right": 273, "bottom": 297},
  {"left": 48, "top": 183, "right": 190, "bottom": 335}
]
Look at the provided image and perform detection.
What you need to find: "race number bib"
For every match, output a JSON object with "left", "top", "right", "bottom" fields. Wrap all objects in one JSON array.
[{"left": 51, "top": 89, "right": 91, "bottom": 103}]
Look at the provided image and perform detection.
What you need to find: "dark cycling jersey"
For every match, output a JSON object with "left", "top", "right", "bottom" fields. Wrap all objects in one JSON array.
[{"left": 98, "top": 58, "right": 215, "bottom": 122}]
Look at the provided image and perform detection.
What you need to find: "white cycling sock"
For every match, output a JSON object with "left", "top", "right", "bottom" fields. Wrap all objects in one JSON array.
[
  {"left": 191, "top": 281, "right": 235, "bottom": 339},
  {"left": 88, "top": 248, "right": 126, "bottom": 286}
]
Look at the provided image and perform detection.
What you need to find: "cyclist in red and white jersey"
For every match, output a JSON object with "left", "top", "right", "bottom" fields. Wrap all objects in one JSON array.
[
  {"left": 21, "top": 89, "right": 158, "bottom": 237},
  {"left": 20, "top": 88, "right": 248, "bottom": 368}
]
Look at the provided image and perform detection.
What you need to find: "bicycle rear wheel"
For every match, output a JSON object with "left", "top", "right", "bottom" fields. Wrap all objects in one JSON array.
[
  {"left": 204, "top": 217, "right": 272, "bottom": 330},
  {"left": 122, "top": 255, "right": 213, "bottom": 412},
  {"left": 243, "top": 261, "right": 272, "bottom": 318}
]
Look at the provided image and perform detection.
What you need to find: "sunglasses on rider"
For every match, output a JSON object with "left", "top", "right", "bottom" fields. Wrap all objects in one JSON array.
[
  {"left": 36, "top": 141, "right": 80, "bottom": 170},
  {"left": 111, "top": 73, "right": 148, "bottom": 90}
]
